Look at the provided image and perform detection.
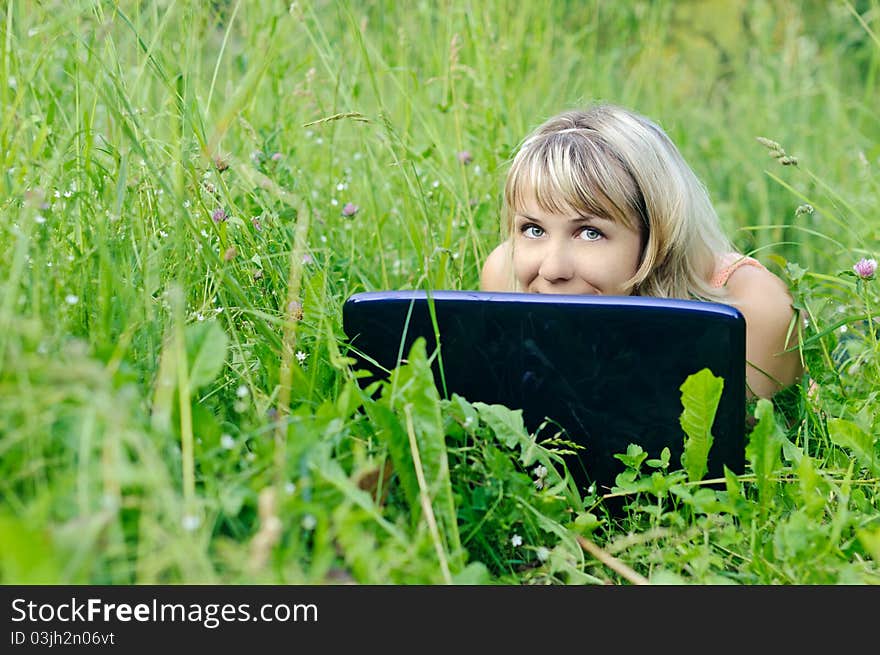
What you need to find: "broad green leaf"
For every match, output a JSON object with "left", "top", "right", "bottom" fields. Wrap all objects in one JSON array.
[
  {"left": 797, "top": 454, "right": 826, "bottom": 518},
  {"left": 614, "top": 443, "right": 648, "bottom": 471},
  {"left": 648, "top": 570, "right": 688, "bottom": 584},
  {"left": 745, "top": 399, "right": 784, "bottom": 517},
  {"left": 185, "top": 319, "right": 229, "bottom": 389},
  {"left": 857, "top": 526, "right": 880, "bottom": 563},
  {"left": 362, "top": 400, "right": 413, "bottom": 506},
  {"left": 473, "top": 402, "right": 528, "bottom": 451},
  {"left": 451, "top": 562, "right": 491, "bottom": 585},
  {"left": 314, "top": 459, "right": 407, "bottom": 544},
  {"left": 828, "top": 418, "right": 880, "bottom": 477},
  {"left": 383, "top": 339, "right": 463, "bottom": 570},
  {"left": 679, "top": 368, "right": 724, "bottom": 482},
  {"left": 191, "top": 402, "right": 222, "bottom": 444},
  {"left": 723, "top": 465, "right": 744, "bottom": 510}
]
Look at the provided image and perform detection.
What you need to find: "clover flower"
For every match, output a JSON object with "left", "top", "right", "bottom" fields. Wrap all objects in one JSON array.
[
  {"left": 342, "top": 202, "right": 359, "bottom": 217},
  {"left": 853, "top": 257, "right": 877, "bottom": 280},
  {"left": 213, "top": 155, "right": 229, "bottom": 172},
  {"left": 287, "top": 300, "right": 303, "bottom": 320},
  {"left": 457, "top": 150, "right": 473, "bottom": 165},
  {"left": 211, "top": 208, "right": 228, "bottom": 223}
]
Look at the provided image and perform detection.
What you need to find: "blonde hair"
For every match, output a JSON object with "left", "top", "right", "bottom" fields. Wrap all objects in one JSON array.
[{"left": 503, "top": 104, "right": 732, "bottom": 300}]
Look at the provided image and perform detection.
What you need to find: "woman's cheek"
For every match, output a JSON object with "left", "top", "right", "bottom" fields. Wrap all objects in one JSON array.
[{"left": 511, "top": 249, "right": 536, "bottom": 288}]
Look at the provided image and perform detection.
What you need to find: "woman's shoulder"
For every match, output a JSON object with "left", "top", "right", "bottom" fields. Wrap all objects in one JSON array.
[
  {"left": 711, "top": 252, "right": 767, "bottom": 288},
  {"left": 722, "top": 255, "right": 789, "bottom": 298},
  {"left": 723, "top": 257, "right": 795, "bottom": 318},
  {"left": 722, "top": 258, "right": 804, "bottom": 398},
  {"left": 480, "top": 241, "right": 514, "bottom": 292}
]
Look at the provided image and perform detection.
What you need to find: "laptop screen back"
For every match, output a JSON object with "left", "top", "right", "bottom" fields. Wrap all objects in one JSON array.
[{"left": 342, "top": 290, "right": 746, "bottom": 492}]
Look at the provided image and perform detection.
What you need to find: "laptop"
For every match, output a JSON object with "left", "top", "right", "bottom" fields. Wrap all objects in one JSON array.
[{"left": 342, "top": 290, "right": 746, "bottom": 494}]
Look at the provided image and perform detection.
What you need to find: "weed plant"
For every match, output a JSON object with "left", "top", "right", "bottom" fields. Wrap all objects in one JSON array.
[{"left": 1, "top": 0, "right": 879, "bottom": 584}]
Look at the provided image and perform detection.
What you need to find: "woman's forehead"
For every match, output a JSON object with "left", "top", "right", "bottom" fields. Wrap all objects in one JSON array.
[
  {"left": 511, "top": 173, "right": 610, "bottom": 219},
  {"left": 513, "top": 183, "right": 578, "bottom": 215}
]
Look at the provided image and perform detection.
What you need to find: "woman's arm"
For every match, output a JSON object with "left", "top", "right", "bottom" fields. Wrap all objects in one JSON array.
[{"left": 725, "top": 264, "right": 804, "bottom": 399}]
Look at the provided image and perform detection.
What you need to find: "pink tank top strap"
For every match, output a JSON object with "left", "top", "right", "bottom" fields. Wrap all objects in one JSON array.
[{"left": 711, "top": 253, "right": 767, "bottom": 288}]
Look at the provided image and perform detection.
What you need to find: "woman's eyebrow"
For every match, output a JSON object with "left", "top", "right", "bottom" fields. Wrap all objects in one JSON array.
[
  {"left": 574, "top": 213, "right": 613, "bottom": 224},
  {"left": 516, "top": 213, "right": 588, "bottom": 221},
  {"left": 515, "top": 212, "right": 612, "bottom": 224}
]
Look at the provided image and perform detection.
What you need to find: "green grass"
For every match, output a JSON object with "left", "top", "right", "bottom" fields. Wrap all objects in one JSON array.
[{"left": 1, "top": 0, "right": 879, "bottom": 584}]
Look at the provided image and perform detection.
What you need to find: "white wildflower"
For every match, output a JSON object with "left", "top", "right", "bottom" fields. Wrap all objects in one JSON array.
[
  {"left": 181, "top": 514, "right": 201, "bottom": 531},
  {"left": 533, "top": 464, "right": 548, "bottom": 490},
  {"left": 510, "top": 534, "right": 523, "bottom": 547}
]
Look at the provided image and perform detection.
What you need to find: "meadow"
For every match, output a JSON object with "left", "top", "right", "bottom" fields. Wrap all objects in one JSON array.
[{"left": 1, "top": 0, "right": 879, "bottom": 584}]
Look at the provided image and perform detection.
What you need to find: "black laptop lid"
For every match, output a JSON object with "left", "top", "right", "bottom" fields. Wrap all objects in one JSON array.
[{"left": 342, "top": 290, "right": 746, "bottom": 492}]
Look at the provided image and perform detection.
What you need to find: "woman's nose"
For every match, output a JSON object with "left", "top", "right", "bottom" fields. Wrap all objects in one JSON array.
[{"left": 537, "top": 242, "right": 575, "bottom": 282}]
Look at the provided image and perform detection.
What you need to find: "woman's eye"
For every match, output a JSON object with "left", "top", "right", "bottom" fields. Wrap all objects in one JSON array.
[
  {"left": 578, "top": 227, "right": 603, "bottom": 241},
  {"left": 522, "top": 225, "right": 544, "bottom": 238}
]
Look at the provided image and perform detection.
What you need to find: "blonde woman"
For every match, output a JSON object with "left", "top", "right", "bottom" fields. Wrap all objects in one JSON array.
[{"left": 480, "top": 104, "right": 803, "bottom": 399}]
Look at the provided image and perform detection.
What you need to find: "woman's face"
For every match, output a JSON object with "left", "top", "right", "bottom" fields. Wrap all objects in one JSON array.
[{"left": 511, "top": 190, "right": 644, "bottom": 296}]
